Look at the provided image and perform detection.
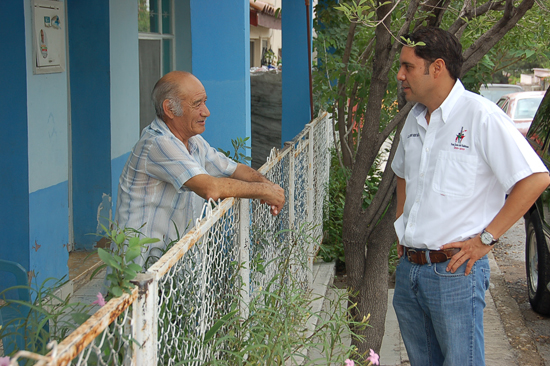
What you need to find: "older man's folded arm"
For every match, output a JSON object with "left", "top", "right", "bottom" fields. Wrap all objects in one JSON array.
[{"left": 184, "top": 173, "right": 285, "bottom": 215}]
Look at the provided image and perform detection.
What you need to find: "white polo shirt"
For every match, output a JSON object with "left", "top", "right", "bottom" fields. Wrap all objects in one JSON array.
[{"left": 391, "top": 80, "right": 547, "bottom": 250}]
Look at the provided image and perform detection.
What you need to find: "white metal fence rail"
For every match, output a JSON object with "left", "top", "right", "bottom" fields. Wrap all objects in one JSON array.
[{"left": 15, "top": 112, "right": 331, "bottom": 366}]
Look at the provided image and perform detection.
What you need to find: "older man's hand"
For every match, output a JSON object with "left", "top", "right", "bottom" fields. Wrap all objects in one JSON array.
[{"left": 261, "top": 183, "right": 285, "bottom": 216}]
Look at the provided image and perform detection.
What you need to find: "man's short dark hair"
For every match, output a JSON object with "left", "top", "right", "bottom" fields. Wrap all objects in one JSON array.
[{"left": 404, "top": 27, "right": 463, "bottom": 80}]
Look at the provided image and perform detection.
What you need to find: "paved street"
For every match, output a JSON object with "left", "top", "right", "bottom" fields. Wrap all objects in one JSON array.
[{"left": 492, "top": 219, "right": 550, "bottom": 365}]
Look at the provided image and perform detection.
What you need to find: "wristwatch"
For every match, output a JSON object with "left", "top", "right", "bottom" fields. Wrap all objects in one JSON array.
[{"left": 480, "top": 229, "right": 498, "bottom": 246}]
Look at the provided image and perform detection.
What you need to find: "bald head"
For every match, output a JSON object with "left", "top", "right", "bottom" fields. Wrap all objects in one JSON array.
[{"left": 152, "top": 71, "right": 201, "bottom": 121}]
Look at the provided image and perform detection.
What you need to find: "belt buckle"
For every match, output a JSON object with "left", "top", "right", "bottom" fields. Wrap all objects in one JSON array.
[{"left": 406, "top": 248, "right": 417, "bottom": 262}]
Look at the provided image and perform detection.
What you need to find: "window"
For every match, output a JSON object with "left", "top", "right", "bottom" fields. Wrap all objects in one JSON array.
[{"left": 138, "top": 0, "right": 174, "bottom": 130}]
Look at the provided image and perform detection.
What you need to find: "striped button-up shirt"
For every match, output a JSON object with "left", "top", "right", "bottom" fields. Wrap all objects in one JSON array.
[{"left": 114, "top": 118, "right": 237, "bottom": 266}]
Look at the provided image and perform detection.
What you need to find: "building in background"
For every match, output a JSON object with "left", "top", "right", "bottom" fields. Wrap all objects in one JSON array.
[{"left": 250, "top": 0, "right": 282, "bottom": 68}]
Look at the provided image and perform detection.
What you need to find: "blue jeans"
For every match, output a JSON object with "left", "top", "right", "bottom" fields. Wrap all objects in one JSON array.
[{"left": 393, "top": 252, "right": 491, "bottom": 366}]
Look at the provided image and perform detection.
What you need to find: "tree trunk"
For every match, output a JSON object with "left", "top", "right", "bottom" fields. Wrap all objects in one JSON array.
[{"left": 348, "top": 194, "right": 397, "bottom": 355}]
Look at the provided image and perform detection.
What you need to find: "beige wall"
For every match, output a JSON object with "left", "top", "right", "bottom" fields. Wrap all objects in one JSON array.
[{"left": 250, "top": 0, "right": 281, "bottom": 68}]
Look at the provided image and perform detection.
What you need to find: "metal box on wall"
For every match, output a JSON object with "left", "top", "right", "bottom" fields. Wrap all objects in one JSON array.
[{"left": 32, "top": 0, "right": 66, "bottom": 74}]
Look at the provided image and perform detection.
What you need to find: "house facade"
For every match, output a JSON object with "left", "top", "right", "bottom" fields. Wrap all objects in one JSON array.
[{"left": 0, "top": 0, "right": 312, "bottom": 289}]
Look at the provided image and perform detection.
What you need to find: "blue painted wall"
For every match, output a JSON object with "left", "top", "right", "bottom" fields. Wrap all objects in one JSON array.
[
  {"left": 29, "top": 183, "right": 69, "bottom": 285},
  {"left": 189, "top": 0, "right": 250, "bottom": 155},
  {"left": 281, "top": 0, "right": 313, "bottom": 144},
  {"left": 68, "top": 0, "right": 112, "bottom": 249},
  {"left": 0, "top": 1, "right": 30, "bottom": 276},
  {"left": 24, "top": 0, "right": 71, "bottom": 284}
]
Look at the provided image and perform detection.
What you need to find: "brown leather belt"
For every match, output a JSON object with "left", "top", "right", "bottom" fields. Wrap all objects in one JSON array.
[{"left": 405, "top": 247, "right": 460, "bottom": 265}]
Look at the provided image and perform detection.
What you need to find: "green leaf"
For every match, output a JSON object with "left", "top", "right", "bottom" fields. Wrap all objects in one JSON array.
[
  {"left": 111, "top": 286, "right": 123, "bottom": 297},
  {"left": 203, "top": 309, "right": 239, "bottom": 344},
  {"left": 126, "top": 246, "right": 142, "bottom": 262},
  {"left": 127, "top": 263, "right": 143, "bottom": 272},
  {"left": 128, "top": 236, "right": 140, "bottom": 248},
  {"left": 139, "top": 237, "right": 160, "bottom": 245},
  {"left": 124, "top": 268, "right": 137, "bottom": 279},
  {"left": 90, "top": 264, "right": 108, "bottom": 280},
  {"left": 71, "top": 312, "right": 91, "bottom": 325},
  {"left": 115, "top": 233, "right": 125, "bottom": 245},
  {"left": 97, "top": 248, "right": 116, "bottom": 267}
]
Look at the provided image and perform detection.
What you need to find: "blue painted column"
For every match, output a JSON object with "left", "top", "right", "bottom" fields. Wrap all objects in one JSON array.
[
  {"left": 188, "top": 0, "right": 250, "bottom": 155},
  {"left": 0, "top": 1, "right": 30, "bottom": 275},
  {"left": 281, "top": 0, "right": 313, "bottom": 144},
  {"left": 68, "top": 0, "right": 112, "bottom": 249}
]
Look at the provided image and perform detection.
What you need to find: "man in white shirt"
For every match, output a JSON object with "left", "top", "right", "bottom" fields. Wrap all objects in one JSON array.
[
  {"left": 391, "top": 27, "right": 550, "bottom": 365},
  {"left": 115, "top": 71, "right": 285, "bottom": 267}
]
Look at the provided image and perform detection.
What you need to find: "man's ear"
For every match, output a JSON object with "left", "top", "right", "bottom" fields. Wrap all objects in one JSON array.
[
  {"left": 432, "top": 58, "right": 446, "bottom": 78},
  {"left": 163, "top": 99, "right": 175, "bottom": 119}
]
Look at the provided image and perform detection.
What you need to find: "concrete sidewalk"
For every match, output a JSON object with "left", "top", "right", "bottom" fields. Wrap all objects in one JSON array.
[{"left": 311, "top": 254, "right": 520, "bottom": 366}]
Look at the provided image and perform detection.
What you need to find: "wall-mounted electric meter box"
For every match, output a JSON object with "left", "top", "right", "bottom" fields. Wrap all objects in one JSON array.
[{"left": 32, "top": 0, "right": 66, "bottom": 74}]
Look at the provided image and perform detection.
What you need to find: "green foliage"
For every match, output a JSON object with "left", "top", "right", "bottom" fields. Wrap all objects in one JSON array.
[
  {"left": 138, "top": 0, "right": 150, "bottom": 33},
  {"left": 0, "top": 277, "right": 92, "bottom": 361},
  {"left": 92, "top": 223, "right": 159, "bottom": 298},
  {"left": 176, "top": 224, "right": 369, "bottom": 365},
  {"left": 320, "top": 150, "right": 350, "bottom": 265},
  {"left": 313, "top": 1, "right": 401, "bottom": 163},
  {"left": 218, "top": 137, "right": 252, "bottom": 165},
  {"left": 388, "top": 241, "right": 399, "bottom": 276},
  {"left": 447, "top": 0, "right": 550, "bottom": 89},
  {"left": 320, "top": 148, "right": 385, "bottom": 265}
]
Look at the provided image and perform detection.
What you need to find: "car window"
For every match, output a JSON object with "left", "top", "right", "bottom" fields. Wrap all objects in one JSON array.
[
  {"left": 514, "top": 97, "right": 544, "bottom": 120},
  {"left": 527, "top": 90, "right": 550, "bottom": 159},
  {"left": 497, "top": 98, "right": 509, "bottom": 113}
]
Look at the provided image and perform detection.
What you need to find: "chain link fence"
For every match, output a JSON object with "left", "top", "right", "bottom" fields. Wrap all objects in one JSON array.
[{"left": 11, "top": 113, "right": 331, "bottom": 366}]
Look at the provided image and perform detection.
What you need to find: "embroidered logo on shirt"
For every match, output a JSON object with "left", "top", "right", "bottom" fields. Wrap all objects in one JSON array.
[
  {"left": 451, "top": 127, "right": 470, "bottom": 150},
  {"left": 407, "top": 133, "right": 420, "bottom": 139}
]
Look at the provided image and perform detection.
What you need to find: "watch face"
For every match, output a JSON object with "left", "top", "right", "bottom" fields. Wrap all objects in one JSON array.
[{"left": 481, "top": 231, "right": 493, "bottom": 245}]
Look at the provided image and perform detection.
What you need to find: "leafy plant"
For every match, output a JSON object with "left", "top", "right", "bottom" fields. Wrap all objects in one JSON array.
[
  {"left": 92, "top": 223, "right": 159, "bottom": 298},
  {"left": 320, "top": 148, "right": 386, "bottom": 268},
  {"left": 177, "top": 224, "right": 371, "bottom": 365},
  {"left": 0, "top": 277, "right": 91, "bottom": 362},
  {"left": 320, "top": 150, "right": 350, "bottom": 265},
  {"left": 217, "top": 137, "right": 252, "bottom": 165}
]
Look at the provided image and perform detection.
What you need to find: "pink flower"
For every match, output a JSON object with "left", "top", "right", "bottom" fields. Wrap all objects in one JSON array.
[
  {"left": 367, "top": 349, "right": 380, "bottom": 365},
  {"left": 344, "top": 359, "right": 355, "bottom": 366},
  {"left": 0, "top": 356, "right": 11, "bottom": 366},
  {"left": 92, "top": 292, "right": 106, "bottom": 307}
]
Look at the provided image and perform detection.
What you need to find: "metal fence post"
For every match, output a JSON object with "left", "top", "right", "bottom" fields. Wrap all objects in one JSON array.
[
  {"left": 132, "top": 272, "right": 158, "bottom": 365},
  {"left": 307, "top": 124, "right": 315, "bottom": 287},
  {"left": 239, "top": 198, "right": 250, "bottom": 318},
  {"left": 289, "top": 144, "right": 295, "bottom": 231}
]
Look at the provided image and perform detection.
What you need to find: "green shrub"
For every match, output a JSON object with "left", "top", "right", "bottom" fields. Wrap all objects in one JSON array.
[{"left": 180, "top": 224, "right": 370, "bottom": 365}]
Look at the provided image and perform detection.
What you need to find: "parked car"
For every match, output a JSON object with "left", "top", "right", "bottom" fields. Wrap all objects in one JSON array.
[
  {"left": 497, "top": 91, "right": 545, "bottom": 136},
  {"left": 480, "top": 83, "right": 524, "bottom": 103},
  {"left": 524, "top": 87, "right": 550, "bottom": 315}
]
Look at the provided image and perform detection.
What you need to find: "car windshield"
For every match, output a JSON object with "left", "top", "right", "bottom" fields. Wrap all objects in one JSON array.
[{"left": 514, "top": 97, "right": 544, "bottom": 119}]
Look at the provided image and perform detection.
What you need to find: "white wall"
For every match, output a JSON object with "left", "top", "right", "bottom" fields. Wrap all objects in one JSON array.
[{"left": 110, "top": 0, "right": 140, "bottom": 159}]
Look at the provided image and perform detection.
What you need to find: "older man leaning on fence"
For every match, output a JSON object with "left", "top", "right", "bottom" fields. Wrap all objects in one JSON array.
[{"left": 114, "top": 70, "right": 285, "bottom": 267}]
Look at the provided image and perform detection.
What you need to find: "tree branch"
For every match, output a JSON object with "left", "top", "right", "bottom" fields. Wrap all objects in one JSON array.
[
  {"left": 336, "top": 22, "right": 358, "bottom": 167},
  {"left": 461, "top": 0, "right": 536, "bottom": 74},
  {"left": 448, "top": 1, "right": 505, "bottom": 34}
]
